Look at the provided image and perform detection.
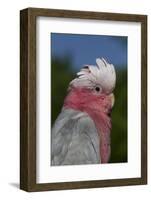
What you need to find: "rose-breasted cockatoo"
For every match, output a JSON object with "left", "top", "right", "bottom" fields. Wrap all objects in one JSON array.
[{"left": 51, "top": 58, "right": 116, "bottom": 165}]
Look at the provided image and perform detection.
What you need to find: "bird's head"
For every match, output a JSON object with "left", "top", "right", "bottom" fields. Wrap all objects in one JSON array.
[{"left": 64, "top": 58, "right": 116, "bottom": 116}]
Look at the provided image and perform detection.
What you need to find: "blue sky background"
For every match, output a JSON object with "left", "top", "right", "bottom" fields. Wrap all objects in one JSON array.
[{"left": 51, "top": 33, "right": 127, "bottom": 70}]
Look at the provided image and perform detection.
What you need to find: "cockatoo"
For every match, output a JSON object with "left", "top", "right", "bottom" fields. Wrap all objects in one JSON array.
[{"left": 51, "top": 58, "right": 116, "bottom": 165}]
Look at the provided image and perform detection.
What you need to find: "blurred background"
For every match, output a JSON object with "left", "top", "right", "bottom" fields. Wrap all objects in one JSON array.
[{"left": 51, "top": 33, "right": 127, "bottom": 163}]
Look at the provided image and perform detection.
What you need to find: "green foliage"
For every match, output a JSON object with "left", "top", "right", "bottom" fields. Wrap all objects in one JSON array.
[
  {"left": 51, "top": 56, "right": 74, "bottom": 125},
  {"left": 51, "top": 57, "right": 127, "bottom": 163},
  {"left": 110, "top": 68, "right": 127, "bottom": 163}
]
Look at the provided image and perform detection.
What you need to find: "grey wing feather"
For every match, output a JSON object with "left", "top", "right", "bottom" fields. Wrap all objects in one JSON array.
[{"left": 51, "top": 108, "right": 101, "bottom": 165}]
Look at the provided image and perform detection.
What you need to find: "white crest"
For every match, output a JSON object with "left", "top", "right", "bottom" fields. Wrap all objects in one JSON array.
[{"left": 69, "top": 58, "right": 116, "bottom": 94}]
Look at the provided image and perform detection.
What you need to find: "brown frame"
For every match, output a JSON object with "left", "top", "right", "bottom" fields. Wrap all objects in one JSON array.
[{"left": 20, "top": 7, "right": 147, "bottom": 192}]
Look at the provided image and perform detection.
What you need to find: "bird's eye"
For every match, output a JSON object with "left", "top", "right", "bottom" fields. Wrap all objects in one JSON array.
[{"left": 95, "top": 87, "right": 100, "bottom": 92}]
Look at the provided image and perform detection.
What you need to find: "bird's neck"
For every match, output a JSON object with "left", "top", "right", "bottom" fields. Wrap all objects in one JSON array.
[
  {"left": 63, "top": 88, "right": 111, "bottom": 134},
  {"left": 64, "top": 87, "right": 112, "bottom": 163}
]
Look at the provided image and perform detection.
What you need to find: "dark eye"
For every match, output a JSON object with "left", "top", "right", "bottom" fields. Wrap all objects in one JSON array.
[{"left": 95, "top": 87, "right": 100, "bottom": 92}]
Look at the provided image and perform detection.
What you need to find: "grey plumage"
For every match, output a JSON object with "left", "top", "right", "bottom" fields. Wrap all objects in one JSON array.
[{"left": 51, "top": 108, "right": 101, "bottom": 165}]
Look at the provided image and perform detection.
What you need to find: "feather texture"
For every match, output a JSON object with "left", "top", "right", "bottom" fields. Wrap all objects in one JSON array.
[
  {"left": 69, "top": 58, "right": 116, "bottom": 94},
  {"left": 51, "top": 108, "right": 101, "bottom": 165}
]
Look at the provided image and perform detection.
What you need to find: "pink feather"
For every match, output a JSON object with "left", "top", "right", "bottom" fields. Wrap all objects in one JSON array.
[{"left": 64, "top": 87, "right": 112, "bottom": 163}]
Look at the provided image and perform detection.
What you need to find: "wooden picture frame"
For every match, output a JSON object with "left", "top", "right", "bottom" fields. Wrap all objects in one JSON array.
[{"left": 20, "top": 7, "right": 147, "bottom": 192}]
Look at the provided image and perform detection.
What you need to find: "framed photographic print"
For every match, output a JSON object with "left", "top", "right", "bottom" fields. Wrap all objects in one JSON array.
[{"left": 20, "top": 8, "right": 147, "bottom": 191}]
